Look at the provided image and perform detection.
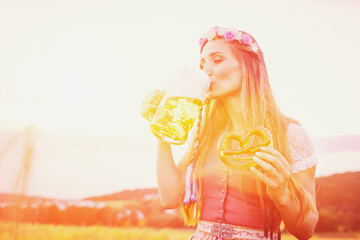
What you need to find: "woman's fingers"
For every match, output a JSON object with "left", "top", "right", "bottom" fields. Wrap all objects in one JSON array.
[
  {"left": 251, "top": 150, "right": 291, "bottom": 201},
  {"left": 250, "top": 166, "right": 278, "bottom": 188},
  {"left": 260, "top": 147, "right": 292, "bottom": 172},
  {"left": 254, "top": 151, "right": 290, "bottom": 177},
  {"left": 252, "top": 156, "right": 278, "bottom": 178}
]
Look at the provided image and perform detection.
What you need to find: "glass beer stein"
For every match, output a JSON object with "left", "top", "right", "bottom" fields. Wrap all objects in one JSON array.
[{"left": 150, "top": 68, "right": 211, "bottom": 145}]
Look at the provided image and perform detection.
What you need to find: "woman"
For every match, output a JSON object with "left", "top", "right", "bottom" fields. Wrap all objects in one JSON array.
[{"left": 141, "top": 26, "right": 319, "bottom": 240}]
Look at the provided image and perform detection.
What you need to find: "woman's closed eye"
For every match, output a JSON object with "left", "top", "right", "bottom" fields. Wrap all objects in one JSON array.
[
  {"left": 213, "top": 57, "right": 223, "bottom": 64},
  {"left": 199, "top": 57, "right": 223, "bottom": 69}
]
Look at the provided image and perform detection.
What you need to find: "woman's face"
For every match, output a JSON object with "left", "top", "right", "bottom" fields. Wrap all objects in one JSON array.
[{"left": 200, "top": 39, "right": 242, "bottom": 99}]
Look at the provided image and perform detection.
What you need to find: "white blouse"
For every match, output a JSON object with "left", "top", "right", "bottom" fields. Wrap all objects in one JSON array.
[{"left": 286, "top": 123, "right": 319, "bottom": 173}]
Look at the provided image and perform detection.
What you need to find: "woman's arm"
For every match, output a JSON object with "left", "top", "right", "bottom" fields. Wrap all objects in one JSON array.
[
  {"left": 251, "top": 147, "right": 318, "bottom": 240},
  {"left": 156, "top": 139, "right": 189, "bottom": 209},
  {"left": 273, "top": 166, "right": 318, "bottom": 240},
  {"left": 141, "top": 89, "right": 185, "bottom": 208}
]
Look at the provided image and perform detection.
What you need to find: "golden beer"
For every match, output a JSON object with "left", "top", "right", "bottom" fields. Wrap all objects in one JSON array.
[{"left": 150, "top": 96, "right": 203, "bottom": 145}]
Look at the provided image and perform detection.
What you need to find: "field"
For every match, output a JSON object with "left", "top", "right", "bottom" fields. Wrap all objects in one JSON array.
[{"left": 1, "top": 221, "right": 360, "bottom": 240}]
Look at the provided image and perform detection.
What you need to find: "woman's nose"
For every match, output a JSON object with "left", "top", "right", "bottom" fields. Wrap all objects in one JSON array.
[{"left": 202, "top": 65, "right": 213, "bottom": 77}]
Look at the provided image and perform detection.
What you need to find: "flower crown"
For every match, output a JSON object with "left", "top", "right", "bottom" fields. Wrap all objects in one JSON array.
[{"left": 199, "top": 26, "right": 262, "bottom": 56}]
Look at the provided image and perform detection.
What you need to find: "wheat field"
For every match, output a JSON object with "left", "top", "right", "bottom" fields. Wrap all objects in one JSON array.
[{"left": 1, "top": 221, "right": 359, "bottom": 240}]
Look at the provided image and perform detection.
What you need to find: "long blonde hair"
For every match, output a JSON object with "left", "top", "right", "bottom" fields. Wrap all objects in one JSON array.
[{"left": 180, "top": 36, "right": 317, "bottom": 237}]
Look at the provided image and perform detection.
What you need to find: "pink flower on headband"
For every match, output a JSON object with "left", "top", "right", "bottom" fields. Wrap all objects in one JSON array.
[
  {"left": 199, "top": 38, "right": 207, "bottom": 47},
  {"left": 223, "top": 30, "right": 235, "bottom": 42},
  {"left": 241, "top": 34, "right": 252, "bottom": 45},
  {"left": 211, "top": 26, "right": 220, "bottom": 32}
]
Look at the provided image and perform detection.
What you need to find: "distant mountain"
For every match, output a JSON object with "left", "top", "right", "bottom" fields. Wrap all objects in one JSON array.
[
  {"left": 315, "top": 171, "right": 360, "bottom": 208},
  {"left": 313, "top": 135, "right": 360, "bottom": 153},
  {"left": 0, "top": 193, "right": 54, "bottom": 202},
  {"left": 84, "top": 188, "right": 159, "bottom": 201},
  {"left": 315, "top": 171, "right": 360, "bottom": 231}
]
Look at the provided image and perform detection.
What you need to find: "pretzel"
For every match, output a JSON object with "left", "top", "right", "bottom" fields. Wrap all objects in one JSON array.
[{"left": 217, "top": 126, "right": 273, "bottom": 171}]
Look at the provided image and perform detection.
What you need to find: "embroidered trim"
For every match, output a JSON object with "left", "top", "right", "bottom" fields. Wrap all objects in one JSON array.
[{"left": 192, "top": 220, "right": 278, "bottom": 240}]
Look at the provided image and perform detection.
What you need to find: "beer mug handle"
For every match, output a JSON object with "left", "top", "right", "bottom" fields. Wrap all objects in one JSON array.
[{"left": 150, "top": 92, "right": 168, "bottom": 124}]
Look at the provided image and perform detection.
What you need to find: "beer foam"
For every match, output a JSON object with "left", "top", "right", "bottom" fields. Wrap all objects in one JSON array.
[{"left": 166, "top": 68, "right": 211, "bottom": 101}]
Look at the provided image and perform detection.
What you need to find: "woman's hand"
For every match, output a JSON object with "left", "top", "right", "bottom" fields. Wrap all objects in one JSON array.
[
  {"left": 250, "top": 146, "right": 292, "bottom": 203},
  {"left": 140, "top": 89, "right": 165, "bottom": 121}
]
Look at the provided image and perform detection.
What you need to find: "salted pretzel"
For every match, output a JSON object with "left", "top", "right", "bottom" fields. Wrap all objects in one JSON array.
[{"left": 217, "top": 126, "right": 273, "bottom": 171}]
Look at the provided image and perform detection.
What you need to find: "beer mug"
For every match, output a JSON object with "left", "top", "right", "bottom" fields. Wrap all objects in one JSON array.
[{"left": 150, "top": 68, "right": 211, "bottom": 145}]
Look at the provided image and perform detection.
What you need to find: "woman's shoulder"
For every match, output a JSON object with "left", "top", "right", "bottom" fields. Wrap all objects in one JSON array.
[
  {"left": 285, "top": 122, "right": 312, "bottom": 146},
  {"left": 285, "top": 122, "right": 319, "bottom": 173},
  {"left": 286, "top": 123, "right": 314, "bottom": 151},
  {"left": 281, "top": 113, "right": 308, "bottom": 140}
]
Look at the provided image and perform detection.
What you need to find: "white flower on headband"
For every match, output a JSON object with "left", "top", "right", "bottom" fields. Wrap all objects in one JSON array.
[
  {"left": 217, "top": 27, "right": 227, "bottom": 36},
  {"left": 251, "top": 42, "right": 259, "bottom": 53},
  {"left": 235, "top": 31, "right": 242, "bottom": 41},
  {"left": 203, "top": 29, "right": 216, "bottom": 40}
]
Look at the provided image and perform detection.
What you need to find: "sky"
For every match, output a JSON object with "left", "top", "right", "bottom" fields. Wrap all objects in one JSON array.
[{"left": 0, "top": 0, "right": 359, "bottom": 199}]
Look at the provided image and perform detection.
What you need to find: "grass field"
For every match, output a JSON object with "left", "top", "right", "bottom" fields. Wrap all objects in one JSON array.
[
  {"left": 1, "top": 221, "right": 359, "bottom": 240},
  {"left": 102, "top": 200, "right": 138, "bottom": 208}
]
